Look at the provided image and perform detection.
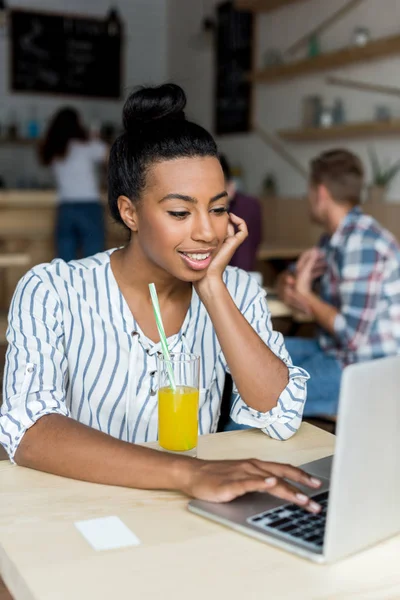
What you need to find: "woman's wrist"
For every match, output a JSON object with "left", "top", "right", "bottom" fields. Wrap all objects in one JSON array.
[
  {"left": 195, "top": 275, "right": 226, "bottom": 303},
  {"left": 169, "top": 454, "right": 201, "bottom": 494}
]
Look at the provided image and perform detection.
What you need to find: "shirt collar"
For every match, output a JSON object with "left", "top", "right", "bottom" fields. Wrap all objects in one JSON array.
[{"left": 329, "top": 206, "right": 362, "bottom": 248}]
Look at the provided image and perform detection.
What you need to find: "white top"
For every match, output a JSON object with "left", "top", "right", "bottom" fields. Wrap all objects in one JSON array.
[
  {"left": 52, "top": 139, "right": 107, "bottom": 202},
  {"left": 0, "top": 250, "right": 309, "bottom": 461}
]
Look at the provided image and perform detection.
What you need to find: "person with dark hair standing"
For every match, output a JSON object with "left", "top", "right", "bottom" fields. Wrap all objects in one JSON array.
[
  {"left": 39, "top": 107, "right": 108, "bottom": 261},
  {"left": 1, "top": 84, "right": 322, "bottom": 511},
  {"left": 219, "top": 155, "right": 262, "bottom": 271},
  {"left": 278, "top": 149, "right": 400, "bottom": 417}
]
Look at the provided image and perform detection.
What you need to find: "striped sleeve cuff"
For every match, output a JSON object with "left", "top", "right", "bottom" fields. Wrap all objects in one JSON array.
[
  {"left": 0, "top": 401, "right": 69, "bottom": 463},
  {"left": 229, "top": 365, "right": 309, "bottom": 440}
]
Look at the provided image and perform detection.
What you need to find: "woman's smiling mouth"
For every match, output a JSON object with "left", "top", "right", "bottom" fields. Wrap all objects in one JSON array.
[{"left": 178, "top": 250, "right": 214, "bottom": 270}]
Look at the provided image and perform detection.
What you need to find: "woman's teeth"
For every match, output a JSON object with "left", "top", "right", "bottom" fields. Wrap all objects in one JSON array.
[{"left": 182, "top": 252, "right": 210, "bottom": 261}]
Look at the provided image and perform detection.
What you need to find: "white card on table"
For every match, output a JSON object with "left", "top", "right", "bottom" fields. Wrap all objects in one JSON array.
[{"left": 74, "top": 515, "right": 141, "bottom": 551}]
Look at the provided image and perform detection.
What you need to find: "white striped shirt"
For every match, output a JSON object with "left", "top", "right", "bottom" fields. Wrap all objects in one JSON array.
[{"left": 1, "top": 250, "right": 309, "bottom": 461}]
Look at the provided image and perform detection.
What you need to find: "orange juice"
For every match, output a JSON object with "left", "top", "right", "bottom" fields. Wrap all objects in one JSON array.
[{"left": 158, "top": 385, "right": 199, "bottom": 452}]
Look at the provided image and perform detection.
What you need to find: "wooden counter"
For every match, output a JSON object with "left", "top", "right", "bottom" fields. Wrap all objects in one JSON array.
[
  {"left": 0, "top": 190, "right": 126, "bottom": 310},
  {"left": 2, "top": 191, "right": 400, "bottom": 312}
]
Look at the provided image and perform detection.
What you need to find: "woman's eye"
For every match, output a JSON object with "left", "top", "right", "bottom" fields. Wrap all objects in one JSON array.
[
  {"left": 211, "top": 207, "right": 228, "bottom": 215},
  {"left": 168, "top": 211, "right": 190, "bottom": 219}
]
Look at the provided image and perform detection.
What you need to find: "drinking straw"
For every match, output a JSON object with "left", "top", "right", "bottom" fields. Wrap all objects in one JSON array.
[{"left": 148, "top": 283, "right": 176, "bottom": 391}]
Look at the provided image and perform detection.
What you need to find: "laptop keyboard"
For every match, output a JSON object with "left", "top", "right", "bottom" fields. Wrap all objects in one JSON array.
[{"left": 247, "top": 491, "right": 329, "bottom": 551}]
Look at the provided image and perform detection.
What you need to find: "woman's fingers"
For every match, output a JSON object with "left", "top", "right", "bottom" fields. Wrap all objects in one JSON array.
[
  {"left": 226, "top": 222, "right": 235, "bottom": 238},
  {"left": 215, "top": 213, "right": 248, "bottom": 263},
  {"left": 189, "top": 460, "right": 322, "bottom": 509},
  {"left": 229, "top": 212, "right": 248, "bottom": 241},
  {"left": 217, "top": 474, "right": 320, "bottom": 512},
  {"left": 261, "top": 477, "right": 321, "bottom": 513},
  {"left": 217, "top": 476, "right": 279, "bottom": 503},
  {"left": 238, "top": 462, "right": 321, "bottom": 512},
  {"left": 249, "top": 460, "right": 322, "bottom": 490}
]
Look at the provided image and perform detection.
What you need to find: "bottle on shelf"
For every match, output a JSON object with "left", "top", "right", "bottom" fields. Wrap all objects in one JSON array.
[
  {"left": 332, "top": 98, "right": 345, "bottom": 125},
  {"left": 308, "top": 34, "right": 320, "bottom": 58},
  {"left": 6, "top": 109, "right": 18, "bottom": 139},
  {"left": 27, "top": 105, "right": 40, "bottom": 139},
  {"left": 320, "top": 106, "right": 334, "bottom": 128},
  {"left": 106, "top": 6, "right": 122, "bottom": 37}
]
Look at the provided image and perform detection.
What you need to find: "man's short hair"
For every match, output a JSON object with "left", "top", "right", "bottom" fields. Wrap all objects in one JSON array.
[
  {"left": 219, "top": 154, "right": 232, "bottom": 182},
  {"left": 310, "top": 149, "right": 364, "bottom": 206}
]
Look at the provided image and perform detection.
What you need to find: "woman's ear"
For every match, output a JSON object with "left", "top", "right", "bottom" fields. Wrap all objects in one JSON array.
[{"left": 117, "top": 195, "right": 138, "bottom": 233}]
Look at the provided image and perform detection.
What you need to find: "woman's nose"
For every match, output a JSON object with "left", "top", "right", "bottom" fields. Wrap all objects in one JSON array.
[{"left": 191, "top": 214, "right": 217, "bottom": 243}]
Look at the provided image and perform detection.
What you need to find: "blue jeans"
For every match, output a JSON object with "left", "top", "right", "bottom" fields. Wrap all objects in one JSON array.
[
  {"left": 284, "top": 338, "right": 342, "bottom": 417},
  {"left": 56, "top": 202, "right": 105, "bottom": 262}
]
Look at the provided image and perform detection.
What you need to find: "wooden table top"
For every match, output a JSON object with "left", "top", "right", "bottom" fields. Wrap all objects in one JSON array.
[
  {"left": 0, "top": 253, "right": 31, "bottom": 268},
  {"left": 267, "top": 297, "right": 294, "bottom": 318},
  {"left": 257, "top": 244, "right": 308, "bottom": 261},
  {"left": 1, "top": 424, "right": 399, "bottom": 599}
]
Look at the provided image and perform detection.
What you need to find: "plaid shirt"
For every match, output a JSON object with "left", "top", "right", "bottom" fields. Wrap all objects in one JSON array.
[{"left": 317, "top": 207, "right": 400, "bottom": 366}]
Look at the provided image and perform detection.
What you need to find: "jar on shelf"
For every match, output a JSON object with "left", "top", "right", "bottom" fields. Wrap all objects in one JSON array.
[
  {"left": 352, "top": 27, "right": 370, "bottom": 47},
  {"left": 320, "top": 107, "right": 334, "bottom": 128}
]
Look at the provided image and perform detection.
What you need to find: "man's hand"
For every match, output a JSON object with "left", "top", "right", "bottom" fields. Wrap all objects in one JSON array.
[
  {"left": 181, "top": 457, "right": 322, "bottom": 511},
  {"left": 296, "top": 248, "right": 326, "bottom": 281},
  {"left": 276, "top": 248, "right": 326, "bottom": 314},
  {"left": 295, "top": 247, "right": 325, "bottom": 296},
  {"left": 276, "top": 271, "right": 311, "bottom": 315},
  {"left": 292, "top": 248, "right": 339, "bottom": 333}
]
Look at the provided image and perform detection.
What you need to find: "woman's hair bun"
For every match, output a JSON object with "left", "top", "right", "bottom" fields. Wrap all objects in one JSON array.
[{"left": 123, "top": 83, "right": 186, "bottom": 133}]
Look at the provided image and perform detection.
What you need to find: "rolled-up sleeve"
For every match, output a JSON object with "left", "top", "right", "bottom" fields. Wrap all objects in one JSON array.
[
  {"left": 227, "top": 286, "right": 309, "bottom": 440},
  {"left": 0, "top": 271, "right": 69, "bottom": 462}
]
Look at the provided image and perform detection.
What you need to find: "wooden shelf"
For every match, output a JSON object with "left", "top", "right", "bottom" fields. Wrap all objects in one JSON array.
[
  {"left": 235, "top": 0, "right": 307, "bottom": 12},
  {"left": 249, "top": 33, "right": 400, "bottom": 83},
  {"left": 257, "top": 243, "right": 308, "bottom": 259},
  {"left": 278, "top": 119, "right": 400, "bottom": 141}
]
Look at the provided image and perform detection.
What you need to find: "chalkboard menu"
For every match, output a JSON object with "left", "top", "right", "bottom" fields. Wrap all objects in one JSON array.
[
  {"left": 10, "top": 9, "right": 122, "bottom": 98},
  {"left": 215, "top": 2, "right": 253, "bottom": 135}
]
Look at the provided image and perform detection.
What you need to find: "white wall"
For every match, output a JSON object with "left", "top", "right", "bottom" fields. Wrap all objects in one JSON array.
[
  {"left": 0, "top": 0, "right": 168, "bottom": 187},
  {"left": 168, "top": 0, "right": 400, "bottom": 200}
]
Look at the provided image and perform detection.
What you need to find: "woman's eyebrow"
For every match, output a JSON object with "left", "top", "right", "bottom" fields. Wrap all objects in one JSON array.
[
  {"left": 210, "top": 191, "right": 229, "bottom": 203},
  {"left": 159, "top": 193, "right": 197, "bottom": 204},
  {"left": 159, "top": 191, "right": 228, "bottom": 204}
]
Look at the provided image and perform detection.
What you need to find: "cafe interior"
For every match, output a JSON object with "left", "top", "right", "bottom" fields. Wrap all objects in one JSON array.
[{"left": 1, "top": 0, "right": 400, "bottom": 598}]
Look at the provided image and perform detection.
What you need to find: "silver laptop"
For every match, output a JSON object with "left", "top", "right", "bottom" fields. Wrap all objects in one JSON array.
[{"left": 188, "top": 355, "right": 400, "bottom": 563}]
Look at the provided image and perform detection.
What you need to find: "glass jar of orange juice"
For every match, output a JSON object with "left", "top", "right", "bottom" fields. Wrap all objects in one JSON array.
[{"left": 157, "top": 353, "right": 200, "bottom": 457}]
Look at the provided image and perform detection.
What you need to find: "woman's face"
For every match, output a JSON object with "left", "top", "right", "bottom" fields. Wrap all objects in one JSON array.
[{"left": 124, "top": 156, "right": 229, "bottom": 282}]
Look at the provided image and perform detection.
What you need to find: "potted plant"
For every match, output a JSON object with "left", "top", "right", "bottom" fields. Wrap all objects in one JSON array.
[{"left": 368, "top": 148, "right": 400, "bottom": 203}]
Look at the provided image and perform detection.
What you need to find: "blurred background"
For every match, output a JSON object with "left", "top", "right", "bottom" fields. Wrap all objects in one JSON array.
[
  {"left": 2, "top": 0, "right": 400, "bottom": 376},
  {"left": 2, "top": 0, "right": 400, "bottom": 195}
]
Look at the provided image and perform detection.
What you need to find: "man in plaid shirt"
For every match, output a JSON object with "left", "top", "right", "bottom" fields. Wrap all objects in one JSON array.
[{"left": 278, "top": 149, "right": 400, "bottom": 416}]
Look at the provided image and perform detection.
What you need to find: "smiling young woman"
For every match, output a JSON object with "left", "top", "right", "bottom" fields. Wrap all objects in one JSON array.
[{"left": 0, "top": 84, "right": 320, "bottom": 510}]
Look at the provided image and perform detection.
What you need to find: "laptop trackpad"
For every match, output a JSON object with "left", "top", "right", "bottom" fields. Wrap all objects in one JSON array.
[{"left": 300, "top": 455, "right": 333, "bottom": 480}]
